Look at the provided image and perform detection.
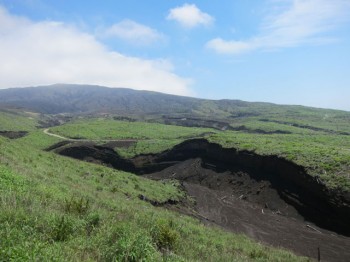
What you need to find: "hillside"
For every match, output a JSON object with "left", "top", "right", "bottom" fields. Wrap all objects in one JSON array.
[
  {"left": 1, "top": 85, "right": 350, "bottom": 261},
  {"left": 0, "top": 108, "right": 313, "bottom": 261},
  {"left": 0, "top": 84, "right": 203, "bottom": 114}
]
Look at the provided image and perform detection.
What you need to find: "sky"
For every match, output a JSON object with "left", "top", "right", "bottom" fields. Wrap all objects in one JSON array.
[{"left": 0, "top": 0, "right": 350, "bottom": 111}]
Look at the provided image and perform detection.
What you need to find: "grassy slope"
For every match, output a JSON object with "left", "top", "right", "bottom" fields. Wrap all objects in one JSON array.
[
  {"left": 194, "top": 99, "right": 349, "bottom": 127},
  {"left": 50, "top": 119, "right": 214, "bottom": 158},
  {"left": 50, "top": 118, "right": 213, "bottom": 140},
  {"left": 0, "top": 110, "right": 38, "bottom": 131},
  {"left": 51, "top": 118, "right": 350, "bottom": 191},
  {"left": 0, "top": 114, "right": 306, "bottom": 261}
]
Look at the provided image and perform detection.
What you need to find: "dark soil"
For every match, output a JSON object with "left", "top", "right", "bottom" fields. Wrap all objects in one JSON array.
[
  {"left": 138, "top": 194, "right": 178, "bottom": 206},
  {"left": 37, "top": 119, "right": 61, "bottom": 128},
  {"left": 0, "top": 131, "right": 28, "bottom": 139},
  {"left": 37, "top": 115, "right": 72, "bottom": 128},
  {"left": 230, "top": 125, "right": 292, "bottom": 134},
  {"left": 53, "top": 139, "right": 350, "bottom": 261},
  {"left": 146, "top": 158, "right": 350, "bottom": 262}
]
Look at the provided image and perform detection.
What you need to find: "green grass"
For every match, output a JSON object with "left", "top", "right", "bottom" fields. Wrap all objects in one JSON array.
[
  {"left": 230, "top": 120, "right": 320, "bottom": 135},
  {"left": 263, "top": 112, "right": 350, "bottom": 134},
  {"left": 0, "top": 110, "right": 38, "bottom": 131},
  {"left": 117, "top": 139, "right": 184, "bottom": 158},
  {"left": 0, "top": 128, "right": 307, "bottom": 261},
  {"left": 196, "top": 101, "right": 350, "bottom": 135},
  {"left": 50, "top": 118, "right": 213, "bottom": 140}
]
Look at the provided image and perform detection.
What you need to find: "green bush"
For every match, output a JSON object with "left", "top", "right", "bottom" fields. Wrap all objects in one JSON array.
[{"left": 151, "top": 219, "right": 179, "bottom": 251}]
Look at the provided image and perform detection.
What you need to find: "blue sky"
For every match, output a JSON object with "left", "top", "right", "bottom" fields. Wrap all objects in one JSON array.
[{"left": 0, "top": 0, "right": 350, "bottom": 110}]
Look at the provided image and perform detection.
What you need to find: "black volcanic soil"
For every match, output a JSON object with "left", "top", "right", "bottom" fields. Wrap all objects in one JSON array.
[
  {"left": 147, "top": 159, "right": 350, "bottom": 262},
  {"left": 52, "top": 139, "right": 350, "bottom": 261},
  {"left": 0, "top": 131, "right": 28, "bottom": 139}
]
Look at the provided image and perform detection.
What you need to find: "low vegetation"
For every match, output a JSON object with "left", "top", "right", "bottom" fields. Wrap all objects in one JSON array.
[
  {"left": 49, "top": 118, "right": 213, "bottom": 140},
  {"left": 0, "top": 110, "right": 38, "bottom": 131},
  {"left": 0, "top": 111, "right": 307, "bottom": 261}
]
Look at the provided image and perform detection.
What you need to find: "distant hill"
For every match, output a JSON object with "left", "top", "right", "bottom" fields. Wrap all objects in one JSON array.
[
  {"left": 0, "top": 84, "right": 345, "bottom": 116},
  {"left": 0, "top": 84, "right": 203, "bottom": 114},
  {"left": 1, "top": 84, "right": 350, "bottom": 133}
]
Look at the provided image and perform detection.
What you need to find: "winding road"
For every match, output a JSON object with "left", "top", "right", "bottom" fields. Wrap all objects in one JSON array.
[{"left": 43, "top": 128, "right": 138, "bottom": 143}]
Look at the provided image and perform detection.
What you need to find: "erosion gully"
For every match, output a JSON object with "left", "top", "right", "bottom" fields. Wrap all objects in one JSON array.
[{"left": 53, "top": 139, "right": 350, "bottom": 261}]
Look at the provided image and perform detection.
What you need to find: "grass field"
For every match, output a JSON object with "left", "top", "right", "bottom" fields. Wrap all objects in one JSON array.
[
  {"left": 49, "top": 118, "right": 214, "bottom": 140},
  {"left": 0, "top": 110, "right": 38, "bottom": 131},
  {"left": 0, "top": 112, "right": 308, "bottom": 261}
]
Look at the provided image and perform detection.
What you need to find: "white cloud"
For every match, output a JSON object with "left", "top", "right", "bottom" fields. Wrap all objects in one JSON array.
[
  {"left": 0, "top": 6, "right": 192, "bottom": 96},
  {"left": 167, "top": 3, "right": 214, "bottom": 28},
  {"left": 206, "top": 38, "right": 255, "bottom": 55},
  {"left": 207, "top": 0, "right": 350, "bottom": 55},
  {"left": 102, "top": 19, "right": 164, "bottom": 45}
]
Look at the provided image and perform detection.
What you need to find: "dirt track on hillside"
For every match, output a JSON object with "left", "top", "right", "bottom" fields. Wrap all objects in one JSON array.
[{"left": 43, "top": 129, "right": 138, "bottom": 145}]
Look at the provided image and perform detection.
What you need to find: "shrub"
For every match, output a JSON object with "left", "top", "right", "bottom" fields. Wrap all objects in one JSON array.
[{"left": 151, "top": 219, "right": 179, "bottom": 251}]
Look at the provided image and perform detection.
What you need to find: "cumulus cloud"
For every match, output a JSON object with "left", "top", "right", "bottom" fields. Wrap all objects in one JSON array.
[
  {"left": 102, "top": 19, "right": 164, "bottom": 45},
  {"left": 167, "top": 3, "right": 214, "bottom": 28},
  {"left": 207, "top": 0, "right": 350, "bottom": 55},
  {"left": 0, "top": 6, "right": 192, "bottom": 95}
]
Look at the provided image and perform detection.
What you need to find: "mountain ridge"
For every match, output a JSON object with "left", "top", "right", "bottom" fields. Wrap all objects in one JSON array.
[{"left": 0, "top": 84, "right": 348, "bottom": 117}]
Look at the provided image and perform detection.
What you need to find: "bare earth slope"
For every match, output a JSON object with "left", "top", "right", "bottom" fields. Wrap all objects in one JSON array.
[
  {"left": 147, "top": 159, "right": 350, "bottom": 262},
  {"left": 53, "top": 139, "right": 350, "bottom": 261}
]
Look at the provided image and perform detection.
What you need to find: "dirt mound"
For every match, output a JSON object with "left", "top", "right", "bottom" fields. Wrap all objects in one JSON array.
[
  {"left": 0, "top": 131, "right": 28, "bottom": 139},
  {"left": 52, "top": 139, "right": 350, "bottom": 261}
]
